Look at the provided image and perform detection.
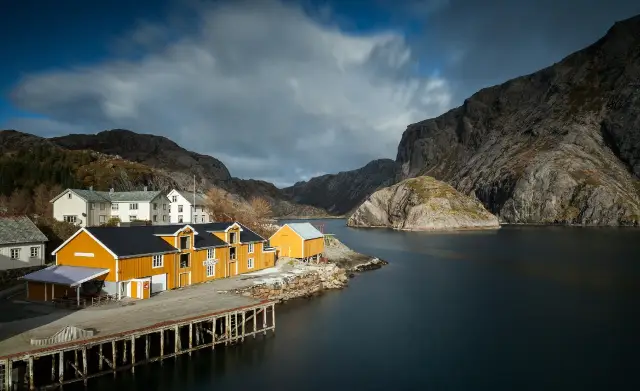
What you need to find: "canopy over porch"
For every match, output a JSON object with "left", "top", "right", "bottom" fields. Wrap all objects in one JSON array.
[{"left": 21, "top": 265, "right": 110, "bottom": 306}]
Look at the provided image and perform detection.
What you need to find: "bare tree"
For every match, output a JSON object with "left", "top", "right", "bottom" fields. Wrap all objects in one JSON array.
[
  {"left": 7, "top": 189, "right": 32, "bottom": 215},
  {"left": 249, "top": 197, "right": 272, "bottom": 220}
]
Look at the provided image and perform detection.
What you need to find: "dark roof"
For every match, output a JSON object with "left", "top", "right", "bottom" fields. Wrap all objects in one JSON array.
[
  {"left": 194, "top": 234, "right": 228, "bottom": 248},
  {"left": 86, "top": 226, "right": 177, "bottom": 257},
  {"left": 238, "top": 223, "right": 266, "bottom": 243},
  {"left": 190, "top": 222, "right": 266, "bottom": 243}
]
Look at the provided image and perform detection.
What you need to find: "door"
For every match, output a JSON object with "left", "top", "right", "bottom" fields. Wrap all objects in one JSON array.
[
  {"left": 151, "top": 274, "right": 167, "bottom": 293},
  {"left": 179, "top": 273, "right": 189, "bottom": 287},
  {"left": 130, "top": 281, "right": 138, "bottom": 299}
]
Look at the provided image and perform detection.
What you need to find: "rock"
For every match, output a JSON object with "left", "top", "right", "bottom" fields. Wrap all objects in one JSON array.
[{"left": 348, "top": 176, "right": 500, "bottom": 230}]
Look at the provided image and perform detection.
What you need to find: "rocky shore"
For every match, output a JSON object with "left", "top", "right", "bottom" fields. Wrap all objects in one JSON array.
[{"left": 221, "top": 236, "right": 387, "bottom": 302}]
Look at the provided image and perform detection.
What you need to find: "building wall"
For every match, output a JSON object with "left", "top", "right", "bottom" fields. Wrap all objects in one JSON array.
[
  {"left": 26, "top": 281, "right": 47, "bottom": 301},
  {"left": 149, "top": 195, "right": 171, "bottom": 225},
  {"left": 167, "top": 190, "right": 210, "bottom": 224},
  {"left": 0, "top": 242, "right": 46, "bottom": 270},
  {"left": 303, "top": 237, "right": 325, "bottom": 258},
  {"left": 52, "top": 191, "right": 89, "bottom": 227},
  {"left": 269, "top": 225, "right": 303, "bottom": 258},
  {"left": 87, "top": 201, "right": 112, "bottom": 226},
  {"left": 55, "top": 231, "right": 118, "bottom": 282},
  {"left": 118, "top": 252, "right": 177, "bottom": 287}
]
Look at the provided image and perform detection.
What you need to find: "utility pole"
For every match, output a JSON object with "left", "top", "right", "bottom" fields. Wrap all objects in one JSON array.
[{"left": 193, "top": 175, "right": 196, "bottom": 223}]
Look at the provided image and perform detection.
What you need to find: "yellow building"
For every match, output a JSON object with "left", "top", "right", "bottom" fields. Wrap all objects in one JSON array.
[
  {"left": 21, "top": 222, "right": 275, "bottom": 303},
  {"left": 268, "top": 223, "right": 325, "bottom": 261}
]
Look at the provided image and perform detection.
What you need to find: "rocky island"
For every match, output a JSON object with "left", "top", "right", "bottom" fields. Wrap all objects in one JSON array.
[{"left": 347, "top": 176, "right": 500, "bottom": 231}]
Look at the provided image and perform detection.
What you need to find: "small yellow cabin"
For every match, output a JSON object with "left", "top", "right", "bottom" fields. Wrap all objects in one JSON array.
[{"left": 269, "top": 223, "right": 324, "bottom": 261}]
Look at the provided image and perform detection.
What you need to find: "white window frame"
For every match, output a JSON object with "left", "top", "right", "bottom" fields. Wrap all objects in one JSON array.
[
  {"left": 30, "top": 246, "right": 39, "bottom": 258},
  {"left": 248, "top": 243, "right": 254, "bottom": 254},
  {"left": 129, "top": 203, "right": 139, "bottom": 210},
  {"left": 178, "top": 215, "right": 183, "bottom": 223},
  {"left": 180, "top": 236, "right": 190, "bottom": 250},
  {"left": 178, "top": 205, "right": 183, "bottom": 213},
  {"left": 206, "top": 262, "right": 215, "bottom": 277},
  {"left": 99, "top": 215, "right": 106, "bottom": 223},
  {"left": 247, "top": 258, "right": 254, "bottom": 269},
  {"left": 67, "top": 193, "right": 72, "bottom": 199},
  {"left": 112, "top": 203, "right": 119, "bottom": 210},
  {"left": 162, "top": 215, "right": 167, "bottom": 222},
  {"left": 10, "top": 248, "right": 20, "bottom": 260},
  {"left": 207, "top": 248, "right": 215, "bottom": 260},
  {"left": 153, "top": 215, "right": 158, "bottom": 222},
  {"left": 63, "top": 215, "right": 77, "bottom": 223},
  {"left": 152, "top": 254, "right": 163, "bottom": 268},
  {"left": 172, "top": 195, "right": 177, "bottom": 202},
  {"left": 229, "top": 232, "right": 237, "bottom": 244},
  {"left": 130, "top": 215, "right": 137, "bottom": 221}
]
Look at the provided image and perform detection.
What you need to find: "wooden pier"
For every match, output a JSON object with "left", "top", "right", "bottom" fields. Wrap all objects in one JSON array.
[{"left": 0, "top": 301, "right": 275, "bottom": 390}]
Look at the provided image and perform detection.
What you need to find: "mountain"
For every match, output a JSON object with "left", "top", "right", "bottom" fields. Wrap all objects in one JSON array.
[
  {"left": 291, "top": 15, "right": 640, "bottom": 225},
  {"left": 0, "top": 129, "right": 326, "bottom": 217},
  {"left": 283, "top": 159, "right": 400, "bottom": 215}
]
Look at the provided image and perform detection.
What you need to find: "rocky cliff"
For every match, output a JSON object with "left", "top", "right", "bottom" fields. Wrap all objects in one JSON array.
[
  {"left": 283, "top": 159, "right": 400, "bottom": 215},
  {"left": 347, "top": 176, "right": 500, "bottom": 230},
  {"left": 396, "top": 15, "right": 640, "bottom": 226}
]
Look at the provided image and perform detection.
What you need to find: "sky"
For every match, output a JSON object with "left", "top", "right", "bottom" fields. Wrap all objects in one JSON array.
[{"left": 1, "top": 0, "right": 639, "bottom": 187}]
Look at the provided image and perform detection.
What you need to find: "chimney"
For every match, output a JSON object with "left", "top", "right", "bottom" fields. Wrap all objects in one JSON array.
[
  {"left": 143, "top": 186, "right": 147, "bottom": 192},
  {"left": 110, "top": 188, "right": 114, "bottom": 193}
]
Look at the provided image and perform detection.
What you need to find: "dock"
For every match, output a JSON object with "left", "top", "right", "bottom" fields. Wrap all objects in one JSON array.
[{"left": 0, "top": 278, "right": 276, "bottom": 390}]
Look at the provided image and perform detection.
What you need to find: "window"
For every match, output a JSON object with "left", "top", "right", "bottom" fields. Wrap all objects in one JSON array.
[
  {"left": 90, "top": 203, "right": 95, "bottom": 210},
  {"left": 30, "top": 247, "right": 39, "bottom": 258},
  {"left": 63, "top": 215, "right": 77, "bottom": 223},
  {"left": 180, "top": 253, "right": 190, "bottom": 268},
  {"left": 130, "top": 215, "right": 137, "bottom": 221},
  {"left": 152, "top": 255, "right": 163, "bottom": 268},
  {"left": 163, "top": 204, "right": 167, "bottom": 210},
  {"left": 67, "top": 193, "right": 72, "bottom": 199},
  {"left": 206, "top": 262, "right": 215, "bottom": 277},
  {"left": 248, "top": 243, "right": 254, "bottom": 253},
  {"left": 247, "top": 258, "right": 254, "bottom": 269},
  {"left": 162, "top": 215, "right": 167, "bottom": 222},
  {"left": 129, "top": 203, "right": 139, "bottom": 210},
  {"left": 10, "top": 248, "right": 20, "bottom": 260},
  {"left": 172, "top": 195, "right": 177, "bottom": 202},
  {"left": 178, "top": 215, "right": 183, "bottom": 223},
  {"left": 207, "top": 248, "right": 215, "bottom": 259},
  {"left": 229, "top": 232, "right": 237, "bottom": 244},
  {"left": 230, "top": 247, "right": 237, "bottom": 260},
  {"left": 99, "top": 215, "right": 106, "bottom": 223},
  {"left": 178, "top": 205, "right": 183, "bottom": 213},
  {"left": 112, "top": 204, "right": 119, "bottom": 210},
  {"left": 180, "top": 236, "right": 190, "bottom": 250},
  {"left": 100, "top": 203, "right": 105, "bottom": 210}
]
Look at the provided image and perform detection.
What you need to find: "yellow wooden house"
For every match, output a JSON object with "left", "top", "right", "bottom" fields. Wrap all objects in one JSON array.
[
  {"left": 268, "top": 223, "right": 325, "bottom": 261},
  {"left": 21, "top": 222, "right": 275, "bottom": 303}
]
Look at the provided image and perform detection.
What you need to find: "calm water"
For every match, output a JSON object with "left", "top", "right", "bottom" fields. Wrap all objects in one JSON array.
[{"left": 84, "top": 220, "right": 640, "bottom": 390}]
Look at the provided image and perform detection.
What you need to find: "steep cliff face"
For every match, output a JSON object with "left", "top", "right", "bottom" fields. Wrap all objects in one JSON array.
[
  {"left": 396, "top": 15, "right": 640, "bottom": 225},
  {"left": 283, "top": 159, "right": 400, "bottom": 215},
  {"left": 347, "top": 176, "right": 499, "bottom": 230}
]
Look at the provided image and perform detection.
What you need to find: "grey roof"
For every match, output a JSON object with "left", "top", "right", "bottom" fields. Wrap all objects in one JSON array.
[
  {"left": 21, "top": 265, "right": 109, "bottom": 287},
  {"left": 175, "top": 190, "right": 208, "bottom": 206},
  {"left": 287, "top": 223, "right": 324, "bottom": 240},
  {"left": 0, "top": 216, "right": 48, "bottom": 245},
  {"left": 62, "top": 189, "right": 165, "bottom": 203}
]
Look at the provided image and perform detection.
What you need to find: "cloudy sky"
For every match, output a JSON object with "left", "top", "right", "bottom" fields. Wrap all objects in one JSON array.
[{"left": 1, "top": 0, "right": 638, "bottom": 187}]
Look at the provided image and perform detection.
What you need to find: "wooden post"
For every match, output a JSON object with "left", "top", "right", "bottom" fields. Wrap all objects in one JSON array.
[
  {"left": 195, "top": 323, "right": 200, "bottom": 346},
  {"left": 28, "top": 356, "right": 34, "bottom": 391},
  {"left": 74, "top": 350, "right": 79, "bottom": 378},
  {"left": 253, "top": 308, "right": 257, "bottom": 338},
  {"left": 188, "top": 323, "right": 193, "bottom": 356},
  {"left": 160, "top": 329, "right": 164, "bottom": 360},
  {"left": 5, "top": 359, "right": 12, "bottom": 391},
  {"left": 51, "top": 353, "right": 56, "bottom": 382},
  {"left": 99, "top": 343, "right": 104, "bottom": 371},
  {"left": 272, "top": 303, "right": 276, "bottom": 333},
  {"left": 82, "top": 347, "right": 88, "bottom": 385},
  {"left": 174, "top": 325, "right": 180, "bottom": 358},
  {"left": 212, "top": 317, "right": 216, "bottom": 350},
  {"left": 145, "top": 334, "right": 150, "bottom": 361},
  {"left": 225, "top": 314, "right": 230, "bottom": 345},
  {"left": 123, "top": 339, "right": 127, "bottom": 364},
  {"left": 111, "top": 341, "right": 117, "bottom": 378},
  {"left": 131, "top": 336, "right": 136, "bottom": 373},
  {"left": 263, "top": 306, "right": 267, "bottom": 335},
  {"left": 58, "top": 352, "right": 64, "bottom": 384},
  {"left": 242, "top": 311, "right": 245, "bottom": 341}
]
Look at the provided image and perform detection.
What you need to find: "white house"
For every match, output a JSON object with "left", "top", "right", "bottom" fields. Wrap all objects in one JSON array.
[
  {"left": 51, "top": 188, "right": 171, "bottom": 227},
  {"left": 167, "top": 189, "right": 211, "bottom": 224},
  {"left": 0, "top": 216, "right": 48, "bottom": 270}
]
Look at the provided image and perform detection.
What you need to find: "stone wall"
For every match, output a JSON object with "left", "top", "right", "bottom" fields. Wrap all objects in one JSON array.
[
  {"left": 224, "top": 264, "right": 349, "bottom": 302},
  {"left": 0, "top": 264, "right": 46, "bottom": 291}
]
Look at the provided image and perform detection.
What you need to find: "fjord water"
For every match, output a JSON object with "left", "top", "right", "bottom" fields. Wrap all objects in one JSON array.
[{"left": 84, "top": 220, "right": 640, "bottom": 390}]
